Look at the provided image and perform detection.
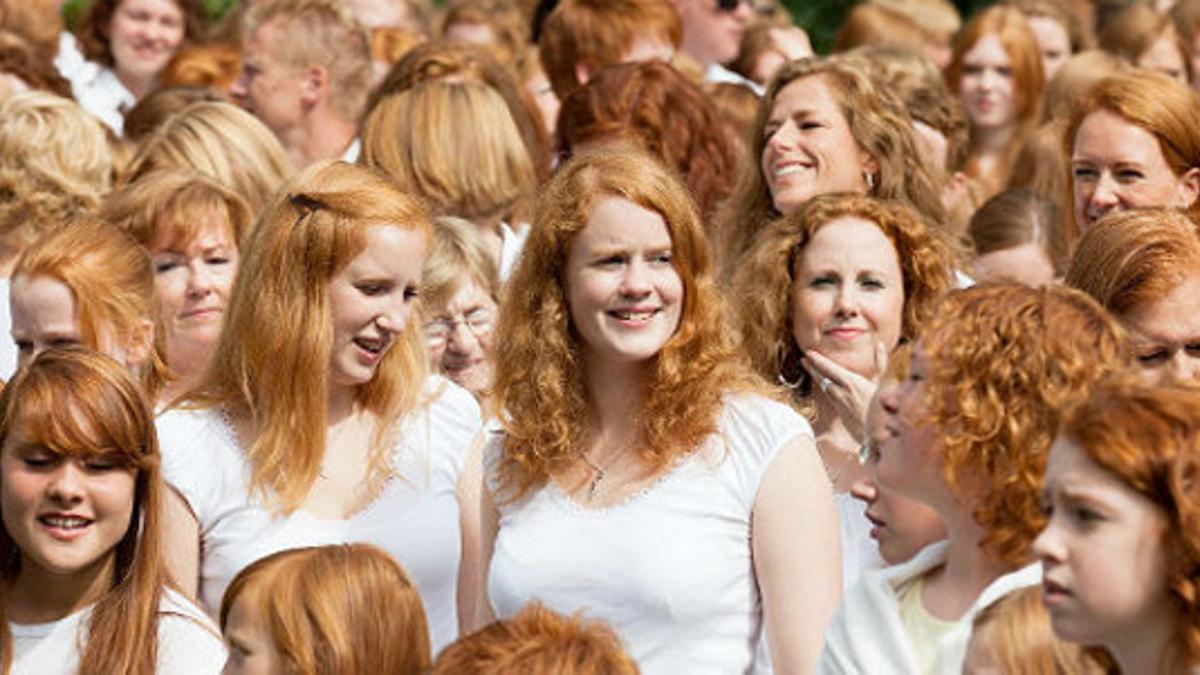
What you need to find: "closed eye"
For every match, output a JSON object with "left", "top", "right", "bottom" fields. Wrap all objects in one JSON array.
[{"left": 1137, "top": 348, "right": 1170, "bottom": 365}]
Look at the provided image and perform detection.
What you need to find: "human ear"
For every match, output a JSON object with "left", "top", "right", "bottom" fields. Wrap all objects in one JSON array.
[
  {"left": 1173, "top": 167, "right": 1200, "bottom": 210},
  {"left": 300, "top": 65, "right": 328, "bottom": 106}
]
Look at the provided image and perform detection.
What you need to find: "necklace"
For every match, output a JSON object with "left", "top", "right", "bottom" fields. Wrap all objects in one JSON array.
[{"left": 579, "top": 454, "right": 606, "bottom": 500}]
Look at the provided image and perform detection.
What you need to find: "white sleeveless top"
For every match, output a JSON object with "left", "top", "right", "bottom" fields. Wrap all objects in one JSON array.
[
  {"left": 486, "top": 394, "right": 814, "bottom": 675},
  {"left": 10, "top": 588, "right": 226, "bottom": 674},
  {"left": 156, "top": 376, "right": 481, "bottom": 653}
]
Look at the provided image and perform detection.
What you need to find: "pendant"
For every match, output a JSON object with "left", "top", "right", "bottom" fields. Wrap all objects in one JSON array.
[{"left": 587, "top": 466, "right": 604, "bottom": 500}]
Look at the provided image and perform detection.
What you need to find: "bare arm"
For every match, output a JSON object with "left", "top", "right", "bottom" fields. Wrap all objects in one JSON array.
[
  {"left": 161, "top": 486, "right": 201, "bottom": 600},
  {"left": 456, "top": 435, "right": 485, "bottom": 634},
  {"left": 753, "top": 434, "right": 842, "bottom": 675}
]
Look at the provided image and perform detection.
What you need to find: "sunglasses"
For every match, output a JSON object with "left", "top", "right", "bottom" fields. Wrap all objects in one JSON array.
[{"left": 715, "top": 0, "right": 748, "bottom": 12}]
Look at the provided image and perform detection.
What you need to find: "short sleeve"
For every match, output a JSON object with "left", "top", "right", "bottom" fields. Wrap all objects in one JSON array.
[
  {"left": 155, "top": 408, "right": 241, "bottom": 529},
  {"left": 717, "top": 395, "right": 815, "bottom": 511},
  {"left": 156, "top": 590, "right": 227, "bottom": 674}
]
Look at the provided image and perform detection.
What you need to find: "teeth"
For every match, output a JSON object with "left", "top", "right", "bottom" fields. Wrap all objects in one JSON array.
[
  {"left": 614, "top": 310, "right": 654, "bottom": 321},
  {"left": 42, "top": 516, "right": 89, "bottom": 529},
  {"left": 774, "top": 164, "right": 810, "bottom": 177},
  {"left": 354, "top": 338, "right": 382, "bottom": 354}
]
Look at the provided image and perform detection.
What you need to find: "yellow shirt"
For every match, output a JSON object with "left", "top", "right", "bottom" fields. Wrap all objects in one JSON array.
[{"left": 894, "top": 574, "right": 958, "bottom": 675}]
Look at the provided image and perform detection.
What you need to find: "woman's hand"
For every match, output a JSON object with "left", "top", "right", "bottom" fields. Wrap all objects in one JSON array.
[{"left": 801, "top": 341, "right": 888, "bottom": 442}]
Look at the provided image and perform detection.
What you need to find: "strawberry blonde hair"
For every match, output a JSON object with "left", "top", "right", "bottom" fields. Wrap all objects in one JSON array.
[
  {"left": 179, "top": 161, "right": 431, "bottom": 513},
  {"left": 432, "top": 603, "right": 638, "bottom": 674},
  {"left": 13, "top": 220, "right": 168, "bottom": 398},
  {"left": 916, "top": 284, "right": 1126, "bottom": 567},
  {"left": 220, "top": 544, "right": 430, "bottom": 674},
  {"left": 1059, "top": 378, "right": 1200, "bottom": 674},
  {"left": 0, "top": 350, "right": 168, "bottom": 675},
  {"left": 491, "top": 149, "right": 763, "bottom": 500},
  {"left": 969, "top": 586, "right": 1102, "bottom": 675}
]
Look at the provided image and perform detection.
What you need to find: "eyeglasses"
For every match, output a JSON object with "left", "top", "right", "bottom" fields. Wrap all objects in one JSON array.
[
  {"left": 715, "top": 0, "right": 749, "bottom": 12},
  {"left": 423, "top": 308, "right": 494, "bottom": 347}
]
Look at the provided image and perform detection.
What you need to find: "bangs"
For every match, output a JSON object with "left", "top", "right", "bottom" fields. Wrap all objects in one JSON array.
[{"left": 152, "top": 203, "right": 238, "bottom": 253}]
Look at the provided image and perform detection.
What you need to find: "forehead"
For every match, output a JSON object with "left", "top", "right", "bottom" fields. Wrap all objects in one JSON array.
[
  {"left": 1027, "top": 16, "right": 1069, "bottom": 46},
  {"left": 964, "top": 33, "right": 1011, "bottom": 64},
  {"left": 771, "top": 74, "right": 842, "bottom": 119},
  {"left": 1122, "top": 273, "right": 1200, "bottom": 343},
  {"left": 1073, "top": 109, "right": 1167, "bottom": 164},
  {"left": 150, "top": 212, "right": 237, "bottom": 253},
  {"left": 117, "top": 0, "right": 183, "bottom": 18},
  {"left": 798, "top": 216, "right": 900, "bottom": 270},
  {"left": 343, "top": 224, "right": 427, "bottom": 275},
  {"left": 575, "top": 196, "right": 672, "bottom": 248},
  {"left": 11, "top": 276, "right": 78, "bottom": 327}
]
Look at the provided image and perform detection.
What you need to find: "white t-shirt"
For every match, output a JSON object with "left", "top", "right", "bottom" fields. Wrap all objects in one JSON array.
[
  {"left": 836, "top": 491, "right": 885, "bottom": 591},
  {"left": 156, "top": 376, "right": 481, "bottom": 653},
  {"left": 10, "top": 588, "right": 226, "bottom": 674},
  {"left": 487, "top": 394, "right": 814, "bottom": 675},
  {"left": 62, "top": 61, "right": 134, "bottom": 136}
]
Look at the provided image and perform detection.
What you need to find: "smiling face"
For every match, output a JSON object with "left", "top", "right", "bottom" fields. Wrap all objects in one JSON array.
[
  {"left": 0, "top": 415, "right": 136, "bottom": 588},
  {"left": 149, "top": 217, "right": 240, "bottom": 379},
  {"left": 1032, "top": 436, "right": 1172, "bottom": 649},
  {"left": 761, "top": 75, "right": 875, "bottom": 215},
  {"left": 107, "top": 0, "right": 185, "bottom": 85},
  {"left": 958, "top": 33, "right": 1019, "bottom": 132},
  {"left": 789, "top": 216, "right": 904, "bottom": 380},
  {"left": 424, "top": 280, "right": 497, "bottom": 396},
  {"left": 1121, "top": 273, "right": 1200, "bottom": 385},
  {"left": 566, "top": 196, "right": 683, "bottom": 370},
  {"left": 327, "top": 225, "right": 427, "bottom": 393},
  {"left": 1027, "top": 16, "right": 1070, "bottom": 80},
  {"left": 222, "top": 590, "right": 291, "bottom": 675},
  {"left": 1071, "top": 109, "right": 1200, "bottom": 231}
]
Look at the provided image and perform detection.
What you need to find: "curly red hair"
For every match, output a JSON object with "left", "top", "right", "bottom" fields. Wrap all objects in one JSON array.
[
  {"left": 917, "top": 284, "right": 1126, "bottom": 567},
  {"left": 491, "top": 149, "right": 763, "bottom": 500},
  {"left": 1059, "top": 378, "right": 1200, "bottom": 673}
]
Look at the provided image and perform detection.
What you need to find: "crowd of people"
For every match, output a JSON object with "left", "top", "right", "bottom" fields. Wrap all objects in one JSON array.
[{"left": 0, "top": 0, "right": 1199, "bottom": 673}]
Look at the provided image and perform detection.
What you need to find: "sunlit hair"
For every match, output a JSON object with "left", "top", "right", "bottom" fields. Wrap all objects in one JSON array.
[
  {"left": 1063, "top": 71, "right": 1200, "bottom": 240},
  {"left": 431, "top": 602, "right": 639, "bottom": 674},
  {"left": 1174, "top": 0, "right": 1200, "bottom": 59},
  {"left": 245, "top": 0, "right": 374, "bottom": 122},
  {"left": 833, "top": 3, "right": 939, "bottom": 55},
  {"left": 969, "top": 188, "right": 1067, "bottom": 274},
  {"left": 730, "top": 22, "right": 781, "bottom": 85},
  {"left": 0, "top": 0, "right": 62, "bottom": 57},
  {"left": 102, "top": 168, "right": 253, "bottom": 254},
  {"left": 1039, "top": 50, "right": 1126, "bottom": 124},
  {"left": 181, "top": 161, "right": 431, "bottom": 513},
  {"left": 706, "top": 81, "right": 759, "bottom": 154},
  {"left": 14, "top": 220, "right": 168, "bottom": 396},
  {"left": 732, "top": 193, "right": 958, "bottom": 409},
  {"left": 723, "top": 54, "right": 945, "bottom": 267},
  {"left": 424, "top": 216, "right": 501, "bottom": 310},
  {"left": 0, "top": 29, "right": 71, "bottom": 98},
  {"left": 557, "top": 61, "right": 740, "bottom": 228},
  {"left": 945, "top": 6, "right": 1046, "bottom": 194},
  {"left": 492, "top": 149, "right": 763, "bottom": 500},
  {"left": 0, "top": 92, "right": 112, "bottom": 265},
  {"left": 1009, "top": 0, "right": 1093, "bottom": 54},
  {"left": 1058, "top": 378, "right": 1200, "bottom": 673},
  {"left": 125, "top": 101, "right": 295, "bottom": 214},
  {"left": 441, "top": 0, "right": 528, "bottom": 67},
  {"left": 0, "top": 349, "right": 166, "bottom": 675},
  {"left": 159, "top": 43, "right": 242, "bottom": 93},
  {"left": 371, "top": 40, "right": 550, "bottom": 180},
  {"left": 916, "top": 284, "right": 1126, "bottom": 567},
  {"left": 1065, "top": 208, "right": 1200, "bottom": 319},
  {"left": 872, "top": 0, "right": 961, "bottom": 45},
  {"left": 121, "top": 86, "right": 224, "bottom": 144},
  {"left": 75, "top": 0, "right": 207, "bottom": 68},
  {"left": 220, "top": 544, "right": 430, "bottom": 675},
  {"left": 361, "top": 80, "right": 536, "bottom": 223},
  {"left": 1099, "top": 3, "right": 1190, "bottom": 82},
  {"left": 969, "top": 586, "right": 1103, "bottom": 675},
  {"left": 538, "top": 0, "right": 681, "bottom": 100},
  {"left": 371, "top": 27, "right": 425, "bottom": 69}
]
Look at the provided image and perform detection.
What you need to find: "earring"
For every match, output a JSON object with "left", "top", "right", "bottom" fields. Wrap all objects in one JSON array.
[
  {"left": 865, "top": 172, "right": 878, "bottom": 191},
  {"left": 777, "top": 347, "right": 805, "bottom": 390}
]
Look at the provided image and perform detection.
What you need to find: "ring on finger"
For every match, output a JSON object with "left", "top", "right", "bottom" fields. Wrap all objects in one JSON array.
[{"left": 819, "top": 377, "right": 833, "bottom": 393}]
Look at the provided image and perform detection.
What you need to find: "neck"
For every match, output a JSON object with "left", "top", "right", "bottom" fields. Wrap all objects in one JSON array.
[
  {"left": 6, "top": 554, "right": 115, "bottom": 624},
  {"left": 812, "top": 394, "right": 862, "bottom": 492},
  {"left": 973, "top": 122, "right": 1016, "bottom": 154},
  {"left": 162, "top": 344, "right": 212, "bottom": 402},
  {"left": 583, "top": 354, "right": 644, "bottom": 451},
  {"left": 1109, "top": 612, "right": 1175, "bottom": 675},
  {"left": 926, "top": 508, "right": 1011, "bottom": 617},
  {"left": 327, "top": 383, "right": 357, "bottom": 426},
  {"left": 113, "top": 67, "right": 154, "bottom": 100},
  {"left": 291, "top": 110, "right": 356, "bottom": 168}
]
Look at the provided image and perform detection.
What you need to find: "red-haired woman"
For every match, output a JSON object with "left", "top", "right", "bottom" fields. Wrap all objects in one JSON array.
[
  {"left": 0, "top": 349, "right": 224, "bottom": 673},
  {"left": 481, "top": 149, "right": 840, "bottom": 673},
  {"left": 820, "top": 285, "right": 1126, "bottom": 674}
]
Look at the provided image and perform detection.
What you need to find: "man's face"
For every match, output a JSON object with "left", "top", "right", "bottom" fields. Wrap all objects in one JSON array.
[
  {"left": 673, "top": 0, "right": 751, "bottom": 68},
  {"left": 229, "top": 19, "right": 305, "bottom": 138}
]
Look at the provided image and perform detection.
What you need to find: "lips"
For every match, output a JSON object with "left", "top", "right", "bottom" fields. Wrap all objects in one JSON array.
[
  {"left": 771, "top": 159, "right": 814, "bottom": 179},
  {"left": 864, "top": 511, "right": 886, "bottom": 539},
  {"left": 1042, "top": 577, "right": 1072, "bottom": 604},
  {"left": 608, "top": 308, "right": 659, "bottom": 324},
  {"left": 180, "top": 306, "right": 223, "bottom": 320},
  {"left": 38, "top": 513, "right": 93, "bottom": 540},
  {"left": 352, "top": 334, "right": 392, "bottom": 362},
  {"left": 825, "top": 327, "right": 867, "bottom": 340}
]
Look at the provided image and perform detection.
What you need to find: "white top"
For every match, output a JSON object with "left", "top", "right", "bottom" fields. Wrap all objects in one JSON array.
[
  {"left": 836, "top": 491, "right": 885, "bottom": 591},
  {"left": 53, "top": 33, "right": 88, "bottom": 84},
  {"left": 817, "top": 541, "right": 1042, "bottom": 675},
  {"left": 0, "top": 277, "right": 17, "bottom": 381},
  {"left": 156, "top": 376, "right": 481, "bottom": 653},
  {"left": 705, "top": 63, "right": 765, "bottom": 96},
  {"left": 498, "top": 221, "right": 529, "bottom": 283},
  {"left": 487, "top": 394, "right": 815, "bottom": 675},
  {"left": 63, "top": 60, "right": 134, "bottom": 136},
  {"left": 10, "top": 588, "right": 226, "bottom": 674}
]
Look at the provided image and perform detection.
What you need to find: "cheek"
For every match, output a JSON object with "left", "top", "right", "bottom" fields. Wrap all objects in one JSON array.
[
  {"left": 789, "top": 290, "right": 825, "bottom": 348},
  {"left": 154, "top": 276, "right": 187, "bottom": 312}
]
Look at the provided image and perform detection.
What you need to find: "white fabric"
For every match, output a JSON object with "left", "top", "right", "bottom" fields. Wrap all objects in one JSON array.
[
  {"left": 487, "top": 394, "right": 815, "bottom": 675},
  {"left": 705, "top": 63, "right": 765, "bottom": 96},
  {"left": 63, "top": 61, "right": 134, "bottom": 136},
  {"left": 10, "top": 588, "right": 226, "bottom": 674},
  {"left": 817, "top": 541, "right": 1042, "bottom": 675},
  {"left": 836, "top": 491, "right": 885, "bottom": 591},
  {"left": 156, "top": 376, "right": 481, "bottom": 653},
  {"left": 340, "top": 137, "right": 361, "bottom": 163},
  {"left": 498, "top": 221, "right": 529, "bottom": 282},
  {"left": 0, "top": 277, "right": 18, "bottom": 381},
  {"left": 53, "top": 33, "right": 88, "bottom": 84}
]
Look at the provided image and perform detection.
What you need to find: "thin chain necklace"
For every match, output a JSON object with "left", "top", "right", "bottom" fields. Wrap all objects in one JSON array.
[{"left": 579, "top": 454, "right": 607, "bottom": 500}]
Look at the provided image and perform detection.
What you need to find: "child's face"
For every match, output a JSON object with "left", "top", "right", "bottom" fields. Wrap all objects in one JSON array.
[
  {"left": 223, "top": 592, "right": 290, "bottom": 675},
  {"left": 851, "top": 392, "right": 947, "bottom": 565},
  {"left": 0, "top": 417, "right": 136, "bottom": 585}
]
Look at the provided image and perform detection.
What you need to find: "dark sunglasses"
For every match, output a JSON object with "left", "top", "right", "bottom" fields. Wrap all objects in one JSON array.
[{"left": 715, "top": 0, "right": 748, "bottom": 12}]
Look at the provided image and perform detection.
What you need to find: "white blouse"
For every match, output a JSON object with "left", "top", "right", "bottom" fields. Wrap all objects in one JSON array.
[
  {"left": 487, "top": 394, "right": 815, "bottom": 674},
  {"left": 156, "top": 377, "right": 481, "bottom": 653}
]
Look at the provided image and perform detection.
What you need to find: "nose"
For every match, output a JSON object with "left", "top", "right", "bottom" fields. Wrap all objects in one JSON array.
[
  {"left": 1031, "top": 519, "right": 1062, "bottom": 564},
  {"left": 47, "top": 462, "right": 85, "bottom": 505},
  {"left": 376, "top": 299, "right": 411, "bottom": 335},
  {"left": 1167, "top": 352, "right": 1200, "bottom": 384},
  {"left": 766, "top": 119, "right": 798, "bottom": 153},
  {"left": 229, "top": 71, "right": 249, "bottom": 102},
  {"left": 833, "top": 285, "right": 860, "bottom": 317},
  {"left": 445, "top": 320, "right": 480, "bottom": 354},
  {"left": 848, "top": 474, "right": 878, "bottom": 505},
  {"left": 619, "top": 260, "right": 652, "bottom": 297},
  {"left": 978, "top": 67, "right": 999, "bottom": 91},
  {"left": 878, "top": 383, "right": 900, "bottom": 415},
  {"left": 1087, "top": 173, "right": 1121, "bottom": 218},
  {"left": 733, "top": 0, "right": 753, "bottom": 21},
  {"left": 187, "top": 261, "right": 217, "bottom": 298}
]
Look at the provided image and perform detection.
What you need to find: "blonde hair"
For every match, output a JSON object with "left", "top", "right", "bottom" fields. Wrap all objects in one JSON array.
[
  {"left": 423, "top": 216, "right": 501, "bottom": 310},
  {"left": 361, "top": 80, "right": 536, "bottom": 223},
  {"left": 492, "top": 149, "right": 764, "bottom": 500},
  {"left": 181, "top": 161, "right": 431, "bottom": 513},
  {"left": 220, "top": 544, "right": 430, "bottom": 675},
  {"left": 0, "top": 92, "right": 112, "bottom": 263},
  {"left": 125, "top": 101, "right": 295, "bottom": 214},
  {"left": 245, "top": 0, "right": 374, "bottom": 122},
  {"left": 970, "top": 587, "right": 1103, "bottom": 675},
  {"left": 14, "top": 220, "right": 168, "bottom": 397}
]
